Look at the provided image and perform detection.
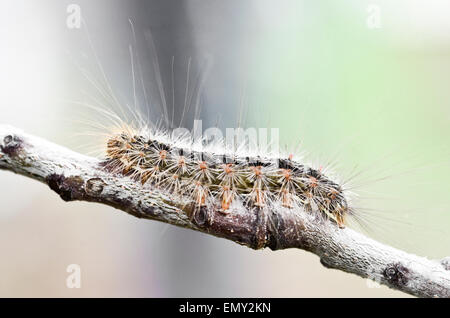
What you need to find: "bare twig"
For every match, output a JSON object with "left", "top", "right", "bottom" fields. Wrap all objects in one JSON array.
[{"left": 0, "top": 124, "right": 449, "bottom": 298}]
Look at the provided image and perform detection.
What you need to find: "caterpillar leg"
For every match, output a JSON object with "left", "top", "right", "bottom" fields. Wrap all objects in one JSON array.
[
  {"left": 190, "top": 183, "right": 214, "bottom": 225},
  {"left": 335, "top": 212, "right": 346, "bottom": 228}
]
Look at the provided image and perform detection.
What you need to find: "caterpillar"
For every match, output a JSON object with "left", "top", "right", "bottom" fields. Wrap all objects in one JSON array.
[
  {"left": 102, "top": 124, "right": 350, "bottom": 228},
  {"left": 71, "top": 21, "right": 358, "bottom": 232}
]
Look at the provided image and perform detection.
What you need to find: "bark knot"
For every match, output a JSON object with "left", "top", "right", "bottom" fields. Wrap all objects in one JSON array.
[
  {"left": 1, "top": 135, "right": 23, "bottom": 157},
  {"left": 85, "top": 177, "right": 106, "bottom": 196},
  {"left": 384, "top": 262, "right": 409, "bottom": 287}
]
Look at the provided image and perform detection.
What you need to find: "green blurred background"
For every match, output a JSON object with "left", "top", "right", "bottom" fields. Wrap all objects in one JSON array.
[{"left": 0, "top": 0, "right": 448, "bottom": 297}]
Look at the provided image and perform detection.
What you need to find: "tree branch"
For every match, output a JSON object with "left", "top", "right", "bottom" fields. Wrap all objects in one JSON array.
[{"left": 0, "top": 124, "right": 449, "bottom": 298}]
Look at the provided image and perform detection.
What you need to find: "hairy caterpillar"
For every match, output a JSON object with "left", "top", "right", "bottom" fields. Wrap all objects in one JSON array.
[
  {"left": 68, "top": 21, "right": 348, "bottom": 230},
  {"left": 103, "top": 125, "right": 350, "bottom": 228}
]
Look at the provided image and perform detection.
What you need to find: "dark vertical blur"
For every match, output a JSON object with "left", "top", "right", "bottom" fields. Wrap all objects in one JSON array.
[{"left": 129, "top": 0, "right": 211, "bottom": 296}]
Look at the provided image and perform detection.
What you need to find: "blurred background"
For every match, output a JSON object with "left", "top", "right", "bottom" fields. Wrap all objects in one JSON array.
[{"left": 0, "top": 0, "right": 449, "bottom": 297}]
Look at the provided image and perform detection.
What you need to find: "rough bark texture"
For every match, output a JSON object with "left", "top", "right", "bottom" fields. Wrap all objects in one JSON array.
[{"left": 0, "top": 124, "right": 449, "bottom": 298}]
